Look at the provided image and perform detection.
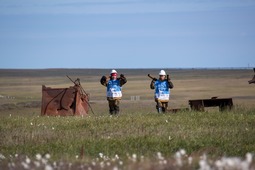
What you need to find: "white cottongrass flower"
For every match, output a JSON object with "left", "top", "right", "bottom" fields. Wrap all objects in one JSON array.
[
  {"left": 99, "top": 153, "right": 103, "bottom": 158},
  {"left": 175, "top": 151, "right": 182, "bottom": 166},
  {"left": 36, "top": 154, "right": 42, "bottom": 160},
  {"left": 140, "top": 155, "right": 144, "bottom": 162},
  {"left": 52, "top": 127, "right": 55, "bottom": 130},
  {"left": 180, "top": 149, "right": 186, "bottom": 156},
  {"left": 100, "top": 161, "right": 105, "bottom": 168},
  {"left": 45, "top": 153, "right": 51, "bottom": 159},
  {"left": 157, "top": 152, "right": 164, "bottom": 160},
  {"left": 15, "top": 154, "right": 18, "bottom": 157},
  {"left": 188, "top": 156, "right": 193, "bottom": 165},
  {"left": 199, "top": 154, "right": 210, "bottom": 170},
  {"left": 215, "top": 160, "right": 223, "bottom": 169},
  {"left": 163, "top": 160, "right": 167, "bottom": 164},
  {"left": 21, "top": 162, "right": 29, "bottom": 169},
  {"left": 215, "top": 156, "right": 252, "bottom": 170},
  {"left": 75, "top": 155, "right": 79, "bottom": 159},
  {"left": 41, "top": 158, "right": 48, "bottom": 164},
  {"left": 246, "top": 152, "right": 253, "bottom": 164},
  {"left": 119, "top": 161, "right": 123, "bottom": 165},
  {"left": 53, "top": 161, "right": 57, "bottom": 168},
  {"left": 175, "top": 151, "right": 181, "bottom": 159},
  {"left": 8, "top": 162, "right": 15, "bottom": 168},
  {"left": 25, "top": 157, "right": 31, "bottom": 164},
  {"left": 0, "top": 153, "right": 5, "bottom": 159},
  {"left": 199, "top": 159, "right": 210, "bottom": 170},
  {"left": 165, "top": 120, "right": 168, "bottom": 123},
  {"left": 34, "top": 161, "right": 40, "bottom": 167},
  {"left": 115, "top": 154, "right": 119, "bottom": 160},
  {"left": 132, "top": 154, "right": 137, "bottom": 162},
  {"left": 30, "top": 122, "right": 33, "bottom": 126},
  {"left": 45, "top": 164, "right": 53, "bottom": 170},
  {"left": 113, "top": 166, "right": 119, "bottom": 170},
  {"left": 106, "top": 161, "right": 111, "bottom": 166}
]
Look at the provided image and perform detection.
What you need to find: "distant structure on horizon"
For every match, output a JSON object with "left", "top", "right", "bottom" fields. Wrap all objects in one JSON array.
[{"left": 248, "top": 68, "right": 255, "bottom": 84}]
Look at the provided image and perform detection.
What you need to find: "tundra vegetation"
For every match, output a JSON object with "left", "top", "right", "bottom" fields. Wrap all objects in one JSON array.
[{"left": 0, "top": 69, "right": 254, "bottom": 169}]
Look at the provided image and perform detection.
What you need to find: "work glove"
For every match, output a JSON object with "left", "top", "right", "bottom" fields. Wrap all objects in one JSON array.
[
  {"left": 120, "top": 74, "right": 124, "bottom": 78},
  {"left": 100, "top": 76, "right": 107, "bottom": 85},
  {"left": 153, "top": 78, "right": 157, "bottom": 81},
  {"left": 101, "top": 76, "right": 106, "bottom": 80}
]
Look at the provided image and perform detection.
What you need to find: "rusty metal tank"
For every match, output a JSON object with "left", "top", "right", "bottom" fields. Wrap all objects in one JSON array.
[{"left": 41, "top": 84, "right": 89, "bottom": 116}]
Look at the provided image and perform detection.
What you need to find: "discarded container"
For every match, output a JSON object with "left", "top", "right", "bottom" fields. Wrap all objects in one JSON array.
[
  {"left": 189, "top": 97, "right": 233, "bottom": 112},
  {"left": 41, "top": 84, "right": 89, "bottom": 116}
]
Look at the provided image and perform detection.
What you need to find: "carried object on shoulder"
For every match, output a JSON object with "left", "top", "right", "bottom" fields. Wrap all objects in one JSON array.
[{"left": 148, "top": 74, "right": 157, "bottom": 81}]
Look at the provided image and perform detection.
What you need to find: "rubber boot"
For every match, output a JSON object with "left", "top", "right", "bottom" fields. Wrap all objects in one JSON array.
[
  {"left": 162, "top": 107, "right": 166, "bottom": 113},
  {"left": 109, "top": 102, "right": 115, "bottom": 115},
  {"left": 157, "top": 106, "right": 162, "bottom": 113}
]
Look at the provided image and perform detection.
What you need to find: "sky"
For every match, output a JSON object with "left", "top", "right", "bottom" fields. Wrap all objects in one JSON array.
[{"left": 0, "top": 0, "right": 255, "bottom": 69}]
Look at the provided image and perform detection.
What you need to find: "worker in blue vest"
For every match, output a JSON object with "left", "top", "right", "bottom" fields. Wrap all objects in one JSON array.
[
  {"left": 150, "top": 70, "right": 174, "bottom": 113},
  {"left": 100, "top": 70, "right": 127, "bottom": 115}
]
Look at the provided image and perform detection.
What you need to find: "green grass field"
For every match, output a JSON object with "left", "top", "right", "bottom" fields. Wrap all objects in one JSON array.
[{"left": 0, "top": 68, "right": 255, "bottom": 169}]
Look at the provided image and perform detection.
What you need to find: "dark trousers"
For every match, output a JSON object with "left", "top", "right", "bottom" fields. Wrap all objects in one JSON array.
[
  {"left": 156, "top": 100, "right": 168, "bottom": 113},
  {"left": 108, "top": 100, "right": 120, "bottom": 115}
]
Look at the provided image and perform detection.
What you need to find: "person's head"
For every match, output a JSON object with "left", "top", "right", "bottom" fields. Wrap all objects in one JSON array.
[
  {"left": 159, "top": 70, "right": 166, "bottom": 81},
  {"left": 110, "top": 69, "right": 117, "bottom": 80}
]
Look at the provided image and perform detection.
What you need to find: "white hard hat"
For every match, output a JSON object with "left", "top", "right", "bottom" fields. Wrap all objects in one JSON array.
[
  {"left": 110, "top": 69, "right": 117, "bottom": 74},
  {"left": 159, "top": 70, "right": 166, "bottom": 76}
]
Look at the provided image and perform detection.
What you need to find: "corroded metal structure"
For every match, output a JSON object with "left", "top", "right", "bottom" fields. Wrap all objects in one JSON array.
[
  {"left": 41, "top": 84, "right": 89, "bottom": 116},
  {"left": 248, "top": 68, "right": 255, "bottom": 84},
  {"left": 189, "top": 97, "right": 233, "bottom": 111}
]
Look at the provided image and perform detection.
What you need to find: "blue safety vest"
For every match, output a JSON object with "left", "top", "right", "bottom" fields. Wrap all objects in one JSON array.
[
  {"left": 107, "top": 79, "right": 122, "bottom": 98},
  {"left": 154, "top": 80, "right": 170, "bottom": 101}
]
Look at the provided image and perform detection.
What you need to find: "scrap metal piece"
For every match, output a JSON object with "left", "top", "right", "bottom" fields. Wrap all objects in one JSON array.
[
  {"left": 41, "top": 85, "right": 89, "bottom": 116},
  {"left": 189, "top": 98, "right": 233, "bottom": 112}
]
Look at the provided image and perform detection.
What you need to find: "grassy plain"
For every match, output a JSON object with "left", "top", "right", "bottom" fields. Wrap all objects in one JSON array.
[{"left": 0, "top": 68, "right": 255, "bottom": 169}]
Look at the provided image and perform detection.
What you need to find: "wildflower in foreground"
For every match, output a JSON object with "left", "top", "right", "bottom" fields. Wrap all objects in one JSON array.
[
  {"left": 99, "top": 153, "right": 103, "bottom": 158},
  {"left": 45, "top": 164, "right": 53, "bottom": 170},
  {"left": 25, "top": 157, "right": 31, "bottom": 164},
  {"left": 45, "top": 154, "right": 51, "bottom": 159},
  {"left": 132, "top": 154, "right": 137, "bottom": 162},
  {"left": 0, "top": 153, "right": 5, "bottom": 159},
  {"left": 35, "top": 154, "right": 42, "bottom": 160}
]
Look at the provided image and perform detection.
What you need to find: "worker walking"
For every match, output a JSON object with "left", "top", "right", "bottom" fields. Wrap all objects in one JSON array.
[
  {"left": 100, "top": 70, "right": 127, "bottom": 115},
  {"left": 150, "top": 70, "right": 174, "bottom": 113}
]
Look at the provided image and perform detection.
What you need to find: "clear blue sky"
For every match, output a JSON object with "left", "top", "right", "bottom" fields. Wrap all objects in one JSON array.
[{"left": 0, "top": 0, "right": 255, "bottom": 68}]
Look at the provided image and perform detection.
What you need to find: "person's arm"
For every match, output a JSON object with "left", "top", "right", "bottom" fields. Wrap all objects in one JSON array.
[
  {"left": 119, "top": 74, "right": 127, "bottom": 86},
  {"left": 150, "top": 80, "right": 156, "bottom": 89},
  {"left": 168, "top": 80, "right": 174, "bottom": 89},
  {"left": 166, "top": 74, "right": 174, "bottom": 89}
]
